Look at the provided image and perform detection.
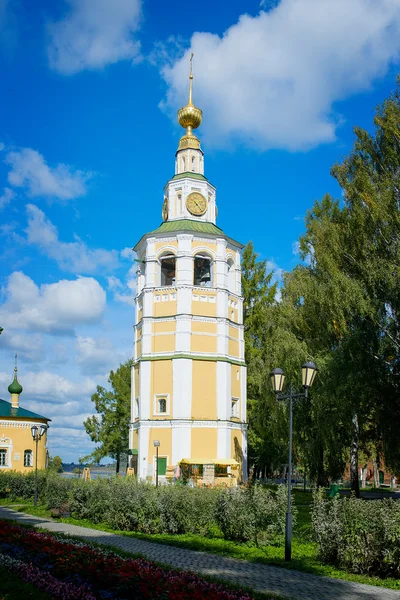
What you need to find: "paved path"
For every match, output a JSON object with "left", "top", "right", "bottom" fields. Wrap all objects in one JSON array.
[{"left": 1, "top": 507, "right": 399, "bottom": 600}]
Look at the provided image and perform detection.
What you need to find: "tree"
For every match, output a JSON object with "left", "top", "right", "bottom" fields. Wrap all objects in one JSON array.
[
  {"left": 84, "top": 359, "right": 132, "bottom": 473},
  {"left": 48, "top": 455, "right": 63, "bottom": 473},
  {"left": 284, "top": 80, "right": 400, "bottom": 493}
]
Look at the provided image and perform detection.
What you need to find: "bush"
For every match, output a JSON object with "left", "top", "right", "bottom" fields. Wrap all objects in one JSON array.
[
  {"left": 157, "top": 485, "right": 219, "bottom": 535},
  {"left": 312, "top": 488, "right": 400, "bottom": 577},
  {"left": 0, "top": 472, "right": 296, "bottom": 548},
  {"left": 0, "top": 470, "right": 47, "bottom": 501},
  {"left": 215, "top": 484, "right": 293, "bottom": 545}
]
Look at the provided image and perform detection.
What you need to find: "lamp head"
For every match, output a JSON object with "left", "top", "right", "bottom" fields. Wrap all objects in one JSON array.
[
  {"left": 31, "top": 425, "right": 38, "bottom": 440},
  {"left": 270, "top": 367, "right": 286, "bottom": 394},
  {"left": 153, "top": 440, "right": 160, "bottom": 448},
  {"left": 39, "top": 424, "right": 48, "bottom": 438},
  {"left": 302, "top": 361, "right": 318, "bottom": 391}
]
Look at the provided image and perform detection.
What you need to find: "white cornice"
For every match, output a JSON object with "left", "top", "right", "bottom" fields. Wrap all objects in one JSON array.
[{"left": 130, "top": 419, "right": 247, "bottom": 431}]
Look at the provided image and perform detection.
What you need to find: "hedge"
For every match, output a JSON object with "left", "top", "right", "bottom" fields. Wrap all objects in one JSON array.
[
  {"left": 0, "top": 471, "right": 292, "bottom": 545},
  {"left": 312, "top": 488, "right": 400, "bottom": 577}
]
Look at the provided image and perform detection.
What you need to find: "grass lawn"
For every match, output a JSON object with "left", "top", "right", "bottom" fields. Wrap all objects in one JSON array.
[
  {"left": 0, "top": 566, "right": 51, "bottom": 600},
  {"left": 1, "top": 490, "right": 400, "bottom": 592}
]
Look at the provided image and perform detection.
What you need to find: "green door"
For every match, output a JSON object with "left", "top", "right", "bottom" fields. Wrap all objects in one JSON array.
[
  {"left": 157, "top": 457, "right": 167, "bottom": 476},
  {"left": 379, "top": 470, "right": 384, "bottom": 485}
]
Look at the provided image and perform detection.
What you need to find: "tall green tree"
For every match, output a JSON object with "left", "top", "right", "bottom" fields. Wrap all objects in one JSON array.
[
  {"left": 286, "top": 80, "right": 400, "bottom": 493},
  {"left": 84, "top": 359, "right": 132, "bottom": 473}
]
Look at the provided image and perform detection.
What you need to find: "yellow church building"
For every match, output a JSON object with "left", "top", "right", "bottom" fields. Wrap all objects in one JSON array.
[
  {"left": 130, "top": 62, "right": 248, "bottom": 483},
  {"left": 0, "top": 362, "right": 50, "bottom": 473}
]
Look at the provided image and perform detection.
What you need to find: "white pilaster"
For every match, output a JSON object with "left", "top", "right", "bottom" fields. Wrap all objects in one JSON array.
[
  {"left": 172, "top": 426, "right": 191, "bottom": 464},
  {"left": 175, "top": 318, "right": 191, "bottom": 353},
  {"left": 240, "top": 366, "right": 247, "bottom": 422},
  {"left": 173, "top": 358, "right": 192, "bottom": 419},
  {"left": 141, "top": 320, "right": 152, "bottom": 354},
  {"left": 138, "top": 426, "right": 150, "bottom": 479},
  {"left": 139, "top": 361, "right": 151, "bottom": 420},
  {"left": 216, "top": 361, "right": 230, "bottom": 420},
  {"left": 217, "top": 426, "right": 231, "bottom": 459}
]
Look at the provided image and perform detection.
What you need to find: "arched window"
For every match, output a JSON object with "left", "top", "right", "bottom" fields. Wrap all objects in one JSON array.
[
  {"left": 227, "top": 258, "right": 235, "bottom": 293},
  {"left": 160, "top": 254, "right": 176, "bottom": 286},
  {"left": 194, "top": 254, "right": 213, "bottom": 287},
  {"left": 24, "top": 450, "right": 33, "bottom": 467},
  {"left": 191, "top": 155, "right": 196, "bottom": 171},
  {"left": 182, "top": 156, "right": 186, "bottom": 171}
]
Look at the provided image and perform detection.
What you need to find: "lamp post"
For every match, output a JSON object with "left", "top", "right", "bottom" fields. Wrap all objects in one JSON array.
[
  {"left": 270, "top": 361, "right": 317, "bottom": 561},
  {"left": 153, "top": 440, "right": 160, "bottom": 488},
  {"left": 31, "top": 423, "right": 48, "bottom": 507}
]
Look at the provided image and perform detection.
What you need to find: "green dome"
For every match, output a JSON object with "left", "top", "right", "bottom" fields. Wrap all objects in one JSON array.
[{"left": 8, "top": 375, "right": 23, "bottom": 395}]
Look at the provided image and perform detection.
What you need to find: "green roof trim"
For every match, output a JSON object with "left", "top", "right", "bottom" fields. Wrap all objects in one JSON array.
[
  {"left": 151, "top": 219, "right": 224, "bottom": 236},
  {"left": 0, "top": 399, "right": 50, "bottom": 421},
  {"left": 134, "top": 219, "right": 243, "bottom": 250},
  {"left": 169, "top": 172, "right": 208, "bottom": 182},
  {"left": 135, "top": 354, "right": 246, "bottom": 367}
]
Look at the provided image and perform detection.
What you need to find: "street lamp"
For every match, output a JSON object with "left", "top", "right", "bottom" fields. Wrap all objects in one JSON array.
[
  {"left": 270, "top": 361, "right": 317, "bottom": 561},
  {"left": 153, "top": 440, "right": 160, "bottom": 488},
  {"left": 31, "top": 423, "right": 48, "bottom": 507}
]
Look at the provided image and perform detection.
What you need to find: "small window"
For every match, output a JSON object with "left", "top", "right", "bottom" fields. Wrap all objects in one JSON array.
[
  {"left": 158, "top": 398, "right": 167, "bottom": 413},
  {"left": 160, "top": 255, "right": 176, "bottom": 286},
  {"left": 191, "top": 155, "right": 196, "bottom": 171},
  {"left": 135, "top": 398, "right": 139, "bottom": 419},
  {"left": 231, "top": 399, "right": 239, "bottom": 418},
  {"left": 24, "top": 450, "right": 33, "bottom": 467},
  {"left": 0, "top": 449, "right": 7, "bottom": 466},
  {"left": 194, "top": 255, "right": 212, "bottom": 287}
]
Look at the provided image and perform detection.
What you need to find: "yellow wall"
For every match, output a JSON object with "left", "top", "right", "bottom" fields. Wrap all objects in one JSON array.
[
  {"left": 191, "top": 427, "right": 217, "bottom": 459},
  {"left": 0, "top": 418, "right": 48, "bottom": 473},
  {"left": 228, "top": 338, "right": 239, "bottom": 358},
  {"left": 153, "top": 299, "right": 177, "bottom": 317},
  {"left": 191, "top": 334, "right": 217, "bottom": 354},
  {"left": 150, "top": 360, "right": 173, "bottom": 418},
  {"left": 192, "top": 296, "right": 217, "bottom": 317},
  {"left": 231, "top": 366, "right": 241, "bottom": 398},
  {"left": 152, "top": 321, "right": 176, "bottom": 352},
  {"left": 231, "top": 430, "right": 243, "bottom": 465},
  {"left": 153, "top": 335, "right": 175, "bottom": 353},
  {"left": 191, "top": 360, "right": 217, "bottom": 419}
]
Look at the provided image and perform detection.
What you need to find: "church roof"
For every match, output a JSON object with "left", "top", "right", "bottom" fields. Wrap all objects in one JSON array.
[
  {"left": 0, "top": 399, "right": 50, "bottom": 421},
  {"left": 134, "top": 219, "right": 243, "bottom": 251}
]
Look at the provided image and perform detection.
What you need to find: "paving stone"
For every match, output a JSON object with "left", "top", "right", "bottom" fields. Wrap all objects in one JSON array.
[{"left": 1, "top": 507, "right": 399, "bottom": 600}]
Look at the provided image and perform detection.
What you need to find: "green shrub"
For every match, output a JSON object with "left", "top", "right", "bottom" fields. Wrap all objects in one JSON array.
[
  {"left": 0, "top": 470, "right": 47, "bottom": 500},
  {"left": 44, "top": 474, "right": 72, "bottom": 510},
  {"left": 312, "top": 489, "right": 400, "bottom": 577},
  {"left": 215, "top": 484, "right": 292, "bottom": 545},
  {"left": 157, "top": 485, "right": 219, "bottom": 535}
]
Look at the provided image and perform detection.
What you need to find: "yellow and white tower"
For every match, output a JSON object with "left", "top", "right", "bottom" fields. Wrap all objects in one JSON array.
[{"left": 130, "top": 60, "right": 247, "bottom": 482}]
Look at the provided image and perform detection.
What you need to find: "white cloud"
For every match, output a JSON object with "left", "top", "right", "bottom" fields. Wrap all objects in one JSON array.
[
  {"left": 106, "top": 276, "right": 124, "bottom": 290},
  {"left": 5, "top": 147, "right": 91, "bottom": 200},
  {"left": 77, "top": 336, "right": 117, "bottom": 375},
  {"left": 47, "top": 0, "right": 142, "bottom": 75},
  {"left": 25, "top": 204, "right": 119, "bottom": 274},
  {"left": 0, "top": 272, "right": 106, "bottom": 334},
  {"left": 0, "top": 330, "right": 44, "bottom": 363},
  {"left": 161, "top": 0, "right": 400, "bottom": 150},
  {"left": 0, "top": 187, "right": 14, "bottom": 209}
]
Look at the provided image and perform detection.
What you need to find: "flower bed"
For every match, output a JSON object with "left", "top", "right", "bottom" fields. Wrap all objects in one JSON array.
[{"left": 0, "top": 520, "right": 255, "bottom": 599}]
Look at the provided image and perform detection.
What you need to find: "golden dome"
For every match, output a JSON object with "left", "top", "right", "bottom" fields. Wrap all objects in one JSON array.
[{"left": 177, "top": 54, "right": 202, "bottom": 137}]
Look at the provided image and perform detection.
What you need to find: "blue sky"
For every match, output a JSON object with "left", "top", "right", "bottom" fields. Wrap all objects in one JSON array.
[{"left": 0, "top": 0, "right": 399, "bottom": 463}]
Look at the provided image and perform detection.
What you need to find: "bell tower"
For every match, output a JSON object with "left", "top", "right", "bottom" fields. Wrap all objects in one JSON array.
[{"left": 130, "top": 57, "right": 247, "bottom": 482}]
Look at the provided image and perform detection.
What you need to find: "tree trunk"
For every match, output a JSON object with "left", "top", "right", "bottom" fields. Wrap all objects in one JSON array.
[
  {"left": 116, "top": 453, "right": 120, "bottom": 474},
  {"left": 373, "top": 457, "right": 379, "bottom": 488},
  {"left": 350, "top": 411, "right": 360, "bottom": 497}
]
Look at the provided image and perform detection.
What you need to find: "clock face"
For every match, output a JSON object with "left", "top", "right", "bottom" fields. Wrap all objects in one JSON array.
[
  {"left": 162, "top": 197, "right": 168, "bottom": 221},
  {"left": 186, "top": 192, "right": 207, "bottom": 216}
]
